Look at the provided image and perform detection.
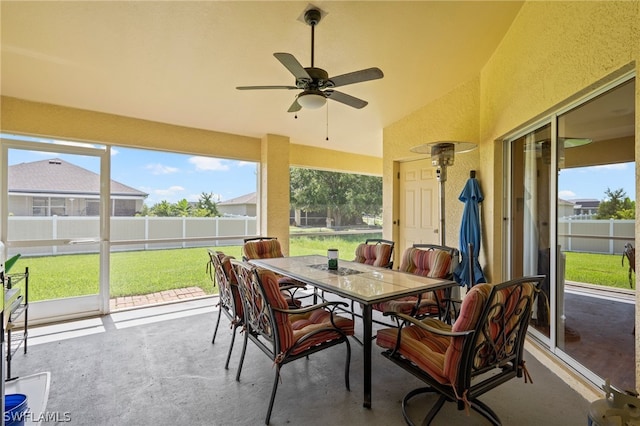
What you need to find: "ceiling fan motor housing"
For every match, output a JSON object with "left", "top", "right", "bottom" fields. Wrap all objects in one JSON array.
[
  {"left": 304, "top": 9, "right": 322, "bottom": 26},
  {"left": 297, "top": 67, "right": 329, "bottom": 89}
]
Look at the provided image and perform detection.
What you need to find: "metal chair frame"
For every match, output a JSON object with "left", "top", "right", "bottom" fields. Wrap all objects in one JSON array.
[
  {"left": 380, "top": 275, "right": 544, "bottom": 425},
  {"left": 207, "top": 250, "right": 243, "bottom": 369},
  {"left": 232, "top": 260, "right": 352, "bottom": 425}
]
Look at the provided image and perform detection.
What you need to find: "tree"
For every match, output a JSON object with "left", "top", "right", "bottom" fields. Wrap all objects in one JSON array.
[
  {"left": 173, "top": 199, "right": 192, "bottom": 217},
  {"left": 142, "top": 192, "right": 220, "bottom": 217},
  {"left": 196, "top": 192, "right": 220, "bottom": 217},
  {"left": 290, "top": 167, "right": 382, "bottom": 227},
  {"left": 596, "top": 187, "right": 636, "bottom": 219},
  {"left": 150, "top": 200, "right": 173, "bottom": 217}
]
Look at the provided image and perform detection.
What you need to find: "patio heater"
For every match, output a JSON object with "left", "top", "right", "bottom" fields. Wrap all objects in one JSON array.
[{"left": 410, "top": 141, "right": 476, "bottom": 246}]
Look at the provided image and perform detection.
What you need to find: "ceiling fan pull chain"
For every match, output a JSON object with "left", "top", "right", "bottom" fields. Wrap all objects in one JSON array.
[{"left": 326, "top": 102, "right": 329, "bottom": 141}]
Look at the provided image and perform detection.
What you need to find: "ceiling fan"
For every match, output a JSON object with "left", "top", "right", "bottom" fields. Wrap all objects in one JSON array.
[{"left": 236, "top": 8, "right": 384, "bottom": 112}]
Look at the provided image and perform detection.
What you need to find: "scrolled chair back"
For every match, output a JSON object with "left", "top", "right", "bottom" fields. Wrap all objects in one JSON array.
[{"left": 446, "top": 276, "right": 542, "bottom": 386}]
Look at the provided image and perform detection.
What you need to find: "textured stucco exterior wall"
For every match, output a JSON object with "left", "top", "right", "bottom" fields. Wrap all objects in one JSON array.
[
  {"left": 383, "top": 77, "right": 481, "bottom": 267},
  {"left": 383, "top": 0, "right": 640, "bottom": 393},
  {"left": 260, "top": 134, "right": 291, "bottom": 254},
  {"left": 290, "top": 144, "right": 382, "bottom": 176},
  {"left": 480, "top": 1, "right": 639, "bottom": 284}
]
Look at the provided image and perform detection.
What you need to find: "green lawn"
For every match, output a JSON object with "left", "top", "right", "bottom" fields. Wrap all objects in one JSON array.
[
  {"left": 8, "top": 233, "right": 375, "bottom": 301},
  {"left": 9, "top": 238, "right": 633, "bottom": 302},
  {"left": 564, "top": 251, "right": 634, "bottom": 289}
]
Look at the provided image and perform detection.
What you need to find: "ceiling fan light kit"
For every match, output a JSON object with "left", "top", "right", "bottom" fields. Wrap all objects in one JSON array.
[
  {"left": 236, "top": 7, "right": 383, "bottom": 112},
  {"left": 297, "top": 91, "right": 327, "bottom": 109}
]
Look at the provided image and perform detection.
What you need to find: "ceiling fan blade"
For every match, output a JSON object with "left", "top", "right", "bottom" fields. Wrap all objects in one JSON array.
[
  {"left": 327, "top": 67, "right": 384, "bottom": 88},
  {"left": 287, "top": 98, "right": 302, "bottom": 113},
  {"left": 274, "top": 52, "right": 311, "bottom": 82},
  {"left": 236, "top": 85, "right": 298, "bottom": 90},
  {"left": 325, "top": 90, "right": 368, "bottom": 109}
]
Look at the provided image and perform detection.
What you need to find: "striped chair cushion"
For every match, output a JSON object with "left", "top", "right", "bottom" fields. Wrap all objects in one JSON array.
[
  {"left": 243, "top": 239, "right": 284, "bottom": 260},
  {"left": 372, "top": 247, "right": 452, "bottom": 314},
  {"left": 376, "top": 318, "right": 452, "bottom": 384},
  {"left": 354, "top": 243, "right": 393, "bottom": 267},
  {"left": 399, "top": 247, "right": 452, "bottom": 277},
  {"left": 257, "top": 269, "right": 354, "bottom": 359},
  {"left": 376, "top": 284, "right": 498, "bottom": 386}
]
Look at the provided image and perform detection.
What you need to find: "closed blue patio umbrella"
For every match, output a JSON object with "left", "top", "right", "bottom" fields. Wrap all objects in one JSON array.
[{"left": 454, "top": 172, "right": 486, "bottom": 287}]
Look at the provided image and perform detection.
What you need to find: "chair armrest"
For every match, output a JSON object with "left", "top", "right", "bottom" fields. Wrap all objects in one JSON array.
[
  {"left": 384, "top": 312, "right": 474, "bottom": 338},
  {"left": 272, "top": 301, "right": 348, "bottom": 315}
]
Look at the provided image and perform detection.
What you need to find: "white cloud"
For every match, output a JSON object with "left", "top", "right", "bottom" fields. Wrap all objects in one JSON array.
[
  {"left": 154, "top": 185, "right": 185, "bottom": 196},
  {"left": 189, "top": 156, "right": 229, "bottom": 171},
  {"left": 111, "top": 148, "right": 119, "bottom": 156},
  {"left": 558, "top": 190, "right": 576, "bottom": 199},
  {"left": 237, "top": 161, "right": 254, "bottom": 167},
  {"left": 146, "top": 163, "right": 179, "bottom": 175}
]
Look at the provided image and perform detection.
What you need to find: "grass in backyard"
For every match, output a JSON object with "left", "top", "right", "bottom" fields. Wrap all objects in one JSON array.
[
  {"left": 564, "top": 251, "right": 634, "bottom": 289},
  {"left": 16, "top": 237, "right": 631, "bottom": 303},
  {"left": 9, "top": 233, "right": 378, "bottom": 302}
]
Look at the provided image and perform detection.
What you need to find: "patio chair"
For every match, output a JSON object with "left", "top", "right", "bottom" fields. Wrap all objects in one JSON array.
[
  {"left": 242, "top": 236, "right": 308, "bottom": 306},
  {"left": 376, "top": 275, "right": 544, "bottom": 425},
  {"left": 371, "top": 244, "right": 459, "bottom": 324},
  {"left": 207, "top": 250, "right": 243, "bottom": 370},
  {"left": 353, "top": 238, "right": 395, "bottom": 269},
  {"left": 232, "top": 260, "right": 354, "bottom": 425},
  {"left": 347, "top": 238, "right": 396, "bottom": 325}
]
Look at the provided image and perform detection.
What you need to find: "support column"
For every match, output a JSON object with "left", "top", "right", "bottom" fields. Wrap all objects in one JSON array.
[{"left": 260, "top": 134, "right": 291, "bottom": 254}]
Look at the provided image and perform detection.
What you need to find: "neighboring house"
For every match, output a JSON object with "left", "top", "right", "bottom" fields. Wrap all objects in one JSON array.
[
  {"left": 217, "top": 192, "right": 256, "bottom": 217},
  {"left": 558, "top": 198, "right": 575, "bottom": 218},
  {"left": 8, "top": 158, "right": 148, "bottom": 216},
  {"left": 572, "top": 198, "right": 600, "bottom": 217}
]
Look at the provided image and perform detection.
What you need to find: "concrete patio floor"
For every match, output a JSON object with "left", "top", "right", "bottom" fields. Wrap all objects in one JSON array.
[{"left": 11, "top": 297, "right": 599, "bottom": 425}]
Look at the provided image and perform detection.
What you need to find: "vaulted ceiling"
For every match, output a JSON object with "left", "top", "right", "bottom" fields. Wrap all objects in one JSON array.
[{"left": 1, "top": 1, "right": 523, "bottom": 157}]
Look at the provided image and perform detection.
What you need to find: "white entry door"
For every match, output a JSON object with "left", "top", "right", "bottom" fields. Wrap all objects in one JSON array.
[{"left": 399, "top": 159, "right": 440, "bottom": 253}]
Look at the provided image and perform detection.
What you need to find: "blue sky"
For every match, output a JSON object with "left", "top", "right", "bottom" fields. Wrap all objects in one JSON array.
[
  {"left": 5, "top": 134, "right": 635, "bottom": 205},
  {"left": 6, "top": 140, "right": 257, "bottom": 206},
  {"left": 558, "top": 162, "right": 635, "bottom": 202}
]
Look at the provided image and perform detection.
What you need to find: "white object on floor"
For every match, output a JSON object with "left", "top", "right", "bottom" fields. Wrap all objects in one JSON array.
[{"left": 5, "top": 372, "right": 51, "bottom": 426}]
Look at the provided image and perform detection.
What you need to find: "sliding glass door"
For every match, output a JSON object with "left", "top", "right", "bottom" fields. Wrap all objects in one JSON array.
[{"left": 507, "top": 75, "right": 636, "bottom": 391}]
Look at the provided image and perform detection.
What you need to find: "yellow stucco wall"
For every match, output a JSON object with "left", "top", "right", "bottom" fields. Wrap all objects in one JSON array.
[
  {"left": 383, "top": 0, "right": 640, "bottom": 392},
  {"left": 383, "top": 77, "right": 482, "bottom": 268},
  {"left": 260, "top": 134, "right": 291, "bottom": 254},
  {"left": 290, "top": 144, "right": 382, "bottom": 176}
]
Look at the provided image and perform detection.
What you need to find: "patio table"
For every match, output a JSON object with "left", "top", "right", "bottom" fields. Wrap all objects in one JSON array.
[{"left": 248, "top": 254, "right": 456, "bottom": 408}]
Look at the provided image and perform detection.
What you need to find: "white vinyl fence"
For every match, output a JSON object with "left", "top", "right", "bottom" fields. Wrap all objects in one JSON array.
[
  {"left": 558, "top": 218, "right": 634, "bottom": 254},
  {"left": 7, "top": 216, "right": 257, "bottom": 256},
  {"left": 7, "top": 217, "right": 634, "bottom": 257}
]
